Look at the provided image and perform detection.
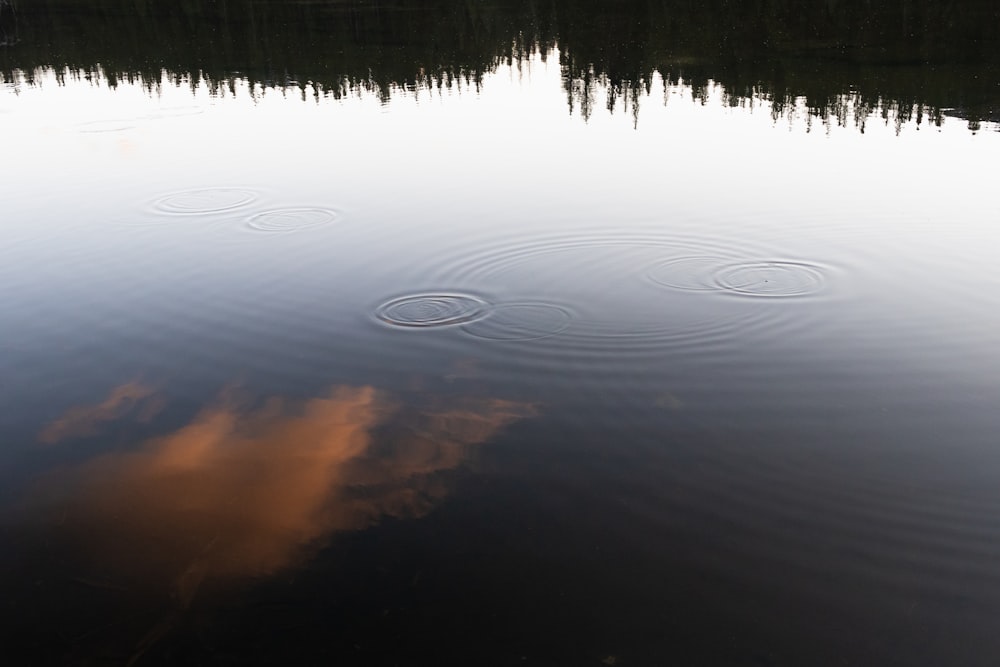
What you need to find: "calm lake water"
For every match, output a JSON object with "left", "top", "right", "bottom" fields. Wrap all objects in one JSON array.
[{"left": 2, "top": 1, "right": 1000, "bottom": 664}]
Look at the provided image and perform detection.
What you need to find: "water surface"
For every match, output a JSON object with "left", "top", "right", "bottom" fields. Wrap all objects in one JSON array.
[{"left": 2, "top": 1, "right": 1000, "bottom": 665}]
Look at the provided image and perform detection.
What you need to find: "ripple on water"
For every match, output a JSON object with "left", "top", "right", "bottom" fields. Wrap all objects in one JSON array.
[
  {"left": 246, "top": 207, "right": 339, "bottom": 233},
  {"left": 77, "top": 108, "right": 204, "bottom": 134},
  {"left": 461, "top": 302, "right": 574, "bottom": 341},
  {"left": 648, "top": 255, "right": 830, "bottom": 298},
  {"left": 152, "top": 187, "right": 260, "bottom": 216},
  {"left": 442, "top": 230, "right": 761, "bottom": 291},
  {"left": 376, "top": 294, "right": 491, "bottom": 329},
  {"left": 713, "top": 260, "right": 828, "bottom": 298},
  {"left": 430, "top": 231, "right": 792, "bottom": 351},
  {"left": 545, "top": 306, "right": 777, "bottom": 359},
  {"left": 76, "top": 119, "right": 139, "bottom": 134}
]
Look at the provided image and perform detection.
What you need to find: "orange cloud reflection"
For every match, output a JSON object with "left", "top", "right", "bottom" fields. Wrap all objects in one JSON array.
[{"left": 36, "top": 384, "right": 534, "bottom": 609}]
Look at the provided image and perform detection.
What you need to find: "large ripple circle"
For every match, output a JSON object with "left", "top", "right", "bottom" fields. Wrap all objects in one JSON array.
[
  {"left": 152, "top": 187, "right": 259, "bottom": 215},
  {"left": 246, "top": 207, "right": 338, "bottom": 233},
  {"left": 376, "top": 294, "right": 490, "bottom": 328},
  {"left": 713, "top": 261, "right": 828, "bottom": 298}
]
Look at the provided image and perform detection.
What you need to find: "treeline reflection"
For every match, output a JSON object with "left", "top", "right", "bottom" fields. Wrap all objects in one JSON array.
[{"left": 1, "top": 0, "right": 998, "bottom": 130}]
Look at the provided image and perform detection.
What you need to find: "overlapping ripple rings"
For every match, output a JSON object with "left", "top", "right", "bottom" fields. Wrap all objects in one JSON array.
[
  {"left": 441, "top": 231, "right": 742, "bottom": 283},
  {"left": 376, "top": 294, "right": 491, "bottom": 328},
  {"left": 646, "top": 255, "right": 741, "bottom": 291},
  {"left": 648, "top": 256, "right": 830, "bottom": 298},
  {"left": 461, "top": 303, "right": 574, "bottom": 341},
  {"left": 430, "top": 230, "right": 784, "bottom": 350},
  {"left": 246, "top": 207, "right": 339, "bottom": 233}
]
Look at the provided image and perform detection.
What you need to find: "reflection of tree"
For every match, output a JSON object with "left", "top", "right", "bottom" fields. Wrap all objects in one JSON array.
[
  {"left": 553, "top": 0, "right": 1000, "bottom": 130},
  {"left": 1, "top": 0, "right": 544, "bottom": 101},
  {"left": 0, "top": 0, "right": 17, "bottom": 47},
  {"left": 1, "top": 0, "right": 998, "bottom": 130}
]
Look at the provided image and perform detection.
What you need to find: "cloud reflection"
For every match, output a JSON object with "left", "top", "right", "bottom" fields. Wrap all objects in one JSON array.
[
  {"left": 34, "top": 384, "right": 533, "bottom": 609},
  {"left": 37, "top": 381, "right": 164, "bottom": 444}
]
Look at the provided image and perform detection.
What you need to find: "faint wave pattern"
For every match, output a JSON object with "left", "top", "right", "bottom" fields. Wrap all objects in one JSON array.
[
  {"left": 76, "top": 119, "right": 139, "bottom": 133},
  {"left": 77, "top": 107, "right": 205, "bottom": 133},
  {"left": 376, "top": 293, "right": 490, "bottom": 328},
  {"left": 152, "top": 187, "right": 260, "bottom": 216},
  {"left": 441, "top": 231, "right": 754, "bottom": 283},
  {"left": 534, "top": 308, "right": 783, "bottom": 368},
  {"left": 653, "top": 436, "right": 1000, "bottom": 616},
  {"left": 246, "top": 207, "right": 339, "bottom": 233},
  {"left": 461, "top": 303, "right": 574, "bottom": 341},
  {"left": 646, "top": 255, "right": 741, "bottom": 291}
]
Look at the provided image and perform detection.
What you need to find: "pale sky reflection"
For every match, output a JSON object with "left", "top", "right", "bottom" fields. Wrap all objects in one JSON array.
[{"left": 33, "top": 384, "right": 535, "bottom": 608}]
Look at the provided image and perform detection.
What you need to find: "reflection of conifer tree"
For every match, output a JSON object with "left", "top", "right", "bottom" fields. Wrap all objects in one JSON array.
[
  {"left": 0, "top": 0, "right": 18, "bottom": 47},
  {"left": 1, "top": 0, "right": 997, "bottom": 130}
]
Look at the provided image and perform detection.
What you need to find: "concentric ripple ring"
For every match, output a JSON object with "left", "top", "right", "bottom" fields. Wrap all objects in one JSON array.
[
  {"left": 376, "top": 294, "right": 491, "bottom": 328},
  {"left": 152, "top": 187, "right": 260, "bottom": 216},
  {"left": 246, "top": 207, "right": 339, "bottom": 233},
  {"left": 713, "top": 260, "right": 828, "bottom": 298}
]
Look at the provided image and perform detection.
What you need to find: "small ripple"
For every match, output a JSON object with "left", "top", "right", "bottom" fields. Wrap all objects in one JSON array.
[
  {"left": 461, "top": 303, "right": 574, "bottom": 341},
  {"left": 77, "top": 107, "right": 204, "bottom": 134},
  {"left": 376, "top": 293, "right": 490, "bottom": 329},
  {"left": 246, "top": 208, "right": 338, "bottom": 234},
  {"left": 151, "top": 187, "right": 260, "bottom": 216},
  {"left": 76, "top": 119, "right": 139, "bottom": 134},
  {"left": 714, "top": 260, "right": 828, "bottom": 298}
]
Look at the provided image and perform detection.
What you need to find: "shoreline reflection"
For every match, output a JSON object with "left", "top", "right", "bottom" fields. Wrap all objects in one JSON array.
[{"left": 3, "top": 0, "right": 998, "bottom": 132}]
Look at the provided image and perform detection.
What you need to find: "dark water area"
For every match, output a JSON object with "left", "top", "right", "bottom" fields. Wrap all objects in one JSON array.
[{"left": 3, "top": 1, "right": 1000, "bottom": 665}]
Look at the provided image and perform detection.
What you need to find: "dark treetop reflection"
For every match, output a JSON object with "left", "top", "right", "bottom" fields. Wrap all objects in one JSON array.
[{"left": 2, "top": 0, "right": 999, "bottom": 130}]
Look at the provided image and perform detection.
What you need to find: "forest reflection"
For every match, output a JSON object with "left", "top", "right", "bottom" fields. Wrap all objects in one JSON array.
[{"left": 2, "top": 0, "right": 998, "bottom": 131}]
